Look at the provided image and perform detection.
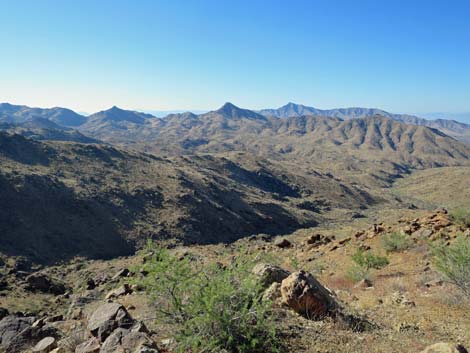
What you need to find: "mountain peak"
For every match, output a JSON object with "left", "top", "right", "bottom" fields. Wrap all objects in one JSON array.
[
  {"left": 214, "top": 102, "right": 266, "bottom": 120},
  {"left": 217, "top": 102, "right": 240, "bottom": 113},
  {"left": 86, "top": 106, "right": 155, "bottom": 125}
]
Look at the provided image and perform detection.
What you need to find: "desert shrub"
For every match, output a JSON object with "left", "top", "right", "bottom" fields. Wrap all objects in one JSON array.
[
  {"left": 135, "top": 241, "right": 281, "bottom": 353},
  {"left": 351, "top": 249, "right": 389, "bottom": 270},
  {"left": 431, "top": 235, "right": 470, "bottom": 297},
  {"left": 449, "top": 208, "right": 470, "bottom": 227},
  {"left": 381, "top": 232, "right": 412, "bottom": 253},
  {"left": 346, "top": 264, "right": 371, "bottom": 283},
  {"left": 346, "top": 249, "right": 388, "bottom": 283}
]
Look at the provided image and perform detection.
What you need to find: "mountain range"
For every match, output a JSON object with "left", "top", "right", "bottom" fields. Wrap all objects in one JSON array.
[{"left": 1, "top": 102, "right": 470, "bottom": 144}]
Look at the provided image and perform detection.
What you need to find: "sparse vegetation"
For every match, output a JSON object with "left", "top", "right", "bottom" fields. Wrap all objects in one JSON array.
[
  {"left": 136, "top": 242, "right": 281, "bottom": 353},
  {"left": 351, "top": 249, "right": 389, "bottom": 270},
  {"left": 346, "top": 264, "right": 371, "bottom": 283},
  {"left": 432, "top": 235, "right": 470, "bottom": 297},
  {"left": 347, "top": 249, "right": 389, "bottom": 282},
  {"left": 381, "top": 232, "right": 412, "bottom": 253},
  {"left": 449, "top": 208, "right": 470, "bottom": 227}
]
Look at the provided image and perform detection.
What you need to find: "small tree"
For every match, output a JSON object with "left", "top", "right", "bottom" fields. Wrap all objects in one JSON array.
[
  {"left": 432, "top": 235, "right": 470, "bottom": 297},
  {"left": 135, "top": 241, "right": 282, "bottom": 353}
]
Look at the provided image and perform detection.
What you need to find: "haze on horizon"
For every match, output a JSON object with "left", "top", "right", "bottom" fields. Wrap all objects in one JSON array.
[{"left": 1, "top": 0, "right": 470, "bottom": 123}]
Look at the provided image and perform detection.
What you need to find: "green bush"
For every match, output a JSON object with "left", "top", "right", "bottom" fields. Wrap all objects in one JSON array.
[
  {"left": 381, "top": 232, "right": 412, "bottom": 253},
  {"left": 351, "top": 249, "right": 389, "bottom": 270},
  {"left": 449, "top": 208, "right": 470, "bottom": 227},
  {"left": 431, "top": 235, "right": 470, "bottom": 297},
  {"left": 346, "top": 249, "right": 388, "bottom": 283},
  {"left": 346, "top": 264, "right": 371, "bottom": 283},
  {"left": 135, "top": 241, "right": 281, "bottom": 353}
]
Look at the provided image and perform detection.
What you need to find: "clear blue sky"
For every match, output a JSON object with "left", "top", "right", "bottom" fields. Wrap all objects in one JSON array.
[{"left": 1, "top": 0, "right": 469, "bottom": 122}]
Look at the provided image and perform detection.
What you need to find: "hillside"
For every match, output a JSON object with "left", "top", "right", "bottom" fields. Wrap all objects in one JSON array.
[
  {"left": 0, "top": 132, "right": 377, "bottom": 264},
  {"left": 392, "top": 166, "right": 470, "bottom": 209},
  {"left": 0, "top": 118, "right": 99, "bottom": 143}
]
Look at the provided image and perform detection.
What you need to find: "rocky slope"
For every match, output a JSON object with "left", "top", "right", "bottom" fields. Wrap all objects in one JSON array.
[{"left": 0, "top": 132, "right": 376, "bottom": 264}]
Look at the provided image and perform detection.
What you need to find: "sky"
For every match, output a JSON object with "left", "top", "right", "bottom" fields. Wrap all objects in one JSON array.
[{"left": 0, "top": 0, "right": 469, "bottom": 122}]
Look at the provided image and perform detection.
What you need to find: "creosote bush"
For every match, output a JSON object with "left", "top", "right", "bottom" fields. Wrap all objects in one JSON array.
[
  {"left": 351, "top": 249, "right": 389, "bottom": 270},
  {"left": 135, "top": 241, "right": 281, "bottom": 353},
  {"left": 381, "top": 232, "right": 412, "bottom": 253},
  {"left": 347, "top": 249, "right": 389, "bottom": 282},
  {"left": 432, "top": 235, "right": 470, "bottom": 297}
]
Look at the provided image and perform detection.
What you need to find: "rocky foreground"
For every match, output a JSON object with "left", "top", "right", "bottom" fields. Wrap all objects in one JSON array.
[{"left": 0, "top": 209, "right": 469, "bottom": 353}]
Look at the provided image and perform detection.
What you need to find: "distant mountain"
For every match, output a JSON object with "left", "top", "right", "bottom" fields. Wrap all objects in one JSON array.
[
  {"left": 258, "top": 102, "right": 411, "bottom": 120},
  {"left": 0, "top": 115, "right": 99, "bottom": 143},
  {"left": 0, "top": 103, "right": 87, "bottom": 127},
  {"left": 86, "top": 106, "right": 155, "bottom": 124},
  {"left": 76, "top": 102, "right": 470, "bottom": 172},
  {"left": 259, "top": 103, "right": 470, "bottom": 143},
  {"left": 423, "top": 112, "right": 470, "bottom": 124},
  {"left": 79, "top": 106, "right": 157, "bottom": 138}
]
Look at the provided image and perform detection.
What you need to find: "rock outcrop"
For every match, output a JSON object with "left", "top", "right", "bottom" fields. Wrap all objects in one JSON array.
[
  {"left": 280, "top": 270, "right": 338, "bottom": 319},
  {"left": 87, "top": 303, "right": 134, "bottom": 342}
]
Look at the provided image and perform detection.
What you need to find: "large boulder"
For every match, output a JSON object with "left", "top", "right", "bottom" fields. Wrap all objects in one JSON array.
[
  {"left": 252, "top": 264, "right": 290, "bottom": 289},
  {"left": 87, "top": 303, "right": 134, "bottom": 342},
  {"left": 26, "top": 272, "right": 66, "bottom": 295},
  {"left": 99, "top": 328, "right": 158, "bottom": 353},
  {"left": 32, "top": 336, "right": 57, "bottom": 352},
  {"left": 105, "top": 284, "right": 132, "bottom": 299},
  {"left": 420, "top": 343, "right": 468, "bottom": 353},
  {"left": 280, "top": 271, "right": 338, "bottom": 319},
  {"left": 0, "top": 315, "right": 35, "bottom": 349},
  {"left": 0, "top": 315, "right": 60, "bottom": 352}
]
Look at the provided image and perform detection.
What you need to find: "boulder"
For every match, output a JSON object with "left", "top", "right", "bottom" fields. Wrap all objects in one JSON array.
[
  {"left": 111, "top": 268, "right": 130, "bottom": 281},
  {"left": 252, "top": 264, "right": 290, "bottom": 289},
  {"left": 26, "top": 272, "right": 66, "bottom": 295},
  {"left": 105, "top": 284, "right": 132, "bottom": 299},
  {"left": 94, "top": 273, "right": 110, "bottom": 286},
  {"left": 99, "top": 328, "right": 158, "bottom": 353},
  {"left": 75, "top": 337, "right": 101, "bottom": 353},
  {"left": 305, "top": 234, "right": 334, "bottom": 246},
  {"left": 420, "top": 343, "right": 468, "bottom": 353},
  {"left": 0, "top": 315, "right": 60, "bottom": 352},
  {"left": 280, "top": 271, "right": 338, "bottom": 319},
  {"left": 87, "top": 303, "right": 134, "bottom": 342},
  {"left": 0, "top": 315, "right": 35, "bottom": 348},
  {"left": 274, "top": 238, "right": 292, "bottom": 248},
  {"left": 32, "top": 336, "right": 57, "bottom": 352}
]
